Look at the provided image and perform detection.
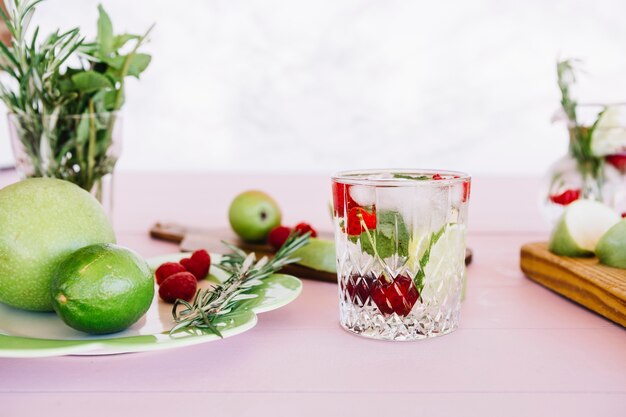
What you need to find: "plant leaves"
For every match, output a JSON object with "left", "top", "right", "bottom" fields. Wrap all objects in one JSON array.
[
  {"left": 113, "top": 33, "right": 139, "bottom": 50},
  {"left": 126, "top": 53, "right": 151, "bottom": 77},
  {"left": 71, "top": 71, "right": 113, "bottom": 93},
  {"left": 97, "top": 4, "right": 114, "bottom": 57}
]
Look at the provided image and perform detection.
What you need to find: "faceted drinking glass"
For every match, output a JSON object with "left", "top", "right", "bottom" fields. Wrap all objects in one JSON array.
[{"left": 331, "top": 169, "right": 471, "bottom": 341}]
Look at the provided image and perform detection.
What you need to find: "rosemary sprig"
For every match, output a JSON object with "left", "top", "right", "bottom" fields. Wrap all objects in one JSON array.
[
  {"left": 169, "top": 233, "right": 310, "bottom": 337},
  {"left": 556, "top": 59, "right": 605, "bottom": 190}
]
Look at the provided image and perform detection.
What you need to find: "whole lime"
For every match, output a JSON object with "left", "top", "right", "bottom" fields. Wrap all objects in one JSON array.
[
  {"left": 51, "top": 244, "right": 154, "bottom": 334},
  {"left": 228, "top": 190, "right": 281, "bottom": 242},
  {"left": 0, "top": 178, "right": 116, "bottom": 311}
]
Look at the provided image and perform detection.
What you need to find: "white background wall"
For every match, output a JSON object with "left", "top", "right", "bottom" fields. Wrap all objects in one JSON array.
[{"left": 0, "top": 0, "right": 625, "bottom": 175}]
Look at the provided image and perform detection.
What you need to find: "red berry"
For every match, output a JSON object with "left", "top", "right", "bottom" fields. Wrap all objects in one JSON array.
[
  {"left": 158, "top": 272, "right": 197, "bottom": 303},
  {"left": 294, "top": 222, "right": 318, "bottom": 238},
  {"left": 155, "top": 262, "right": 187, "bottom": 285},
  {"left": 606, "top": 153, "right": 626, "bottom": 171},
  {"left": 432, "top": 173, "right": 443, "bottom": 180},
  {"left": 268, "top": 226, "right": 292, "bottom": 250},
  {"left": 180, "top": 249, "right": 211, "bottom": 280},
  {"left": 346, "top": 207, "right": 376, "bottom": 236},
  {"left": 622, "top": 212, "right": 626, "bottom": 218},
  {"left": 462, "top": 181, "right": 471, "bottom": 202},
  {"left": 332, "top": 182, "right": 358, "bottom": 217},
  {"left": 549, "top": 189, "right": 580, "bottom": 205},
  {"left": 370, "top": 274, "right": 419, "bottom": 317}
]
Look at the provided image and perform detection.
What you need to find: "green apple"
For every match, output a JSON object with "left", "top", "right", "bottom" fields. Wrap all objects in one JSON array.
[
  {"left": 596, "top": 219, "right": 626, "bottom": 268},
  {"left": 549, "top": 200, "right": 620, "bottom": 257},
  {"left": 0, "top": 178, "right": 116, "bottom": 311},
  {"left": 228, "top": 190, "right": 281, "bottom": 242},
  {"left": 292, "top": 238, "right": 336, "bottom": 273}
]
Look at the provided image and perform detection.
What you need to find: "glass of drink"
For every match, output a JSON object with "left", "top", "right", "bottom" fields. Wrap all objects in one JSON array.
[{"left": 331, "top": 169, "right": 471, "bottom": 341}]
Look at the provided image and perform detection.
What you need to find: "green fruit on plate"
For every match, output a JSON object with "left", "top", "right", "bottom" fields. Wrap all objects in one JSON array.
[
  {"left": 292, "top": 238, "right": 336, "bottom": 273},
  {"left": 549, "top": 200, "right": 620, "bottom": 257},
  {"left": 229, "top": 190, "right": 281, "bottom": 242},
  {"left": 0, "top": 178, "right": 116, "bottom": 311},
  {"left": 51, "top": 244, "right": 154, "bottom": 334},
  {"left": 596, "top": 219, "right": 626, "bottom": 269}
]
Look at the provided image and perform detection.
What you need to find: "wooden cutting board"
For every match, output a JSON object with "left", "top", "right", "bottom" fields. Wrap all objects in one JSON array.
[
  {"left": 150, "top": 223, "right": 473, "bottom": 283},
  {"left": 520, "top": 242, "right": 626, "bottom": 327}
]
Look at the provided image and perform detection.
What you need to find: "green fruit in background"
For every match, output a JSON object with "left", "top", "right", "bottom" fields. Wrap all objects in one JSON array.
[
  {"left": 0, "top": 178, "right": 116, "bottom": 311},
  {"left": 292, "top": 238, "right": 336, "bottom": 273},
  {"left": 596, "top": 219, "right": 626, "bottom": 269},
  {"left": 549, "top": 200, "right": 620, "bottom": 257},
  {"left": 51, "top": 244, "right": 154, "bottom": 334},
  {"left": 229, "top": 190, "right": 281, "bottom": 242}
]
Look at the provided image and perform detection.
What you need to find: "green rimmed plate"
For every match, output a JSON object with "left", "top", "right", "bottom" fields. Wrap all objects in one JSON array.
[{"left": 0, "top": 253, "right": 302, "bottom": 358}]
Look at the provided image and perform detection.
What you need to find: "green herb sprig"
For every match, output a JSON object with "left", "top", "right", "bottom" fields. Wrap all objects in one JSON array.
[
  {"left": 556, "top": 59, "right": 605, "bottom": 187},
  {"left": 170, "top": 233, "right": 311, "bottom": 337},
  {"left": 0, "top": 0, "right": 153, "bottom": 193}
]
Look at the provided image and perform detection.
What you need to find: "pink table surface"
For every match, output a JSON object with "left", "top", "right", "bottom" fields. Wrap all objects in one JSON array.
[{"left": 0, "top": 171, "right": 625, "bottom": 416}]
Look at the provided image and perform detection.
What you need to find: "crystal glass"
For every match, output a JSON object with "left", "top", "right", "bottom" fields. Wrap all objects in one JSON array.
[
  {"left": 331, "top": 169, "right": 471, "bottom": 341},
  {"left": 8, "top": 112, "right": 122, "bottom": 218}
]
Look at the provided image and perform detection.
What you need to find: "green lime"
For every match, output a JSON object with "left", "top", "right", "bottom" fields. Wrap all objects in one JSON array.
[
  {"left": 420, "top": 224, "right": 466, "bottom": 302},
  {"left": 292, "top": 238, "right": 336, "bottom": 273},
  {"left": 51, "top": 244, "right": 154, "bottom": 334}
]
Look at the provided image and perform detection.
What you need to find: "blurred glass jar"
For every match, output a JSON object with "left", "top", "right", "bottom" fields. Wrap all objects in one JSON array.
[
  {"left": 8, "top": 111, "right": 122, "bottom": 218},
  {"left": 543, "top": 104, "right": 626, "bottom": 223}
]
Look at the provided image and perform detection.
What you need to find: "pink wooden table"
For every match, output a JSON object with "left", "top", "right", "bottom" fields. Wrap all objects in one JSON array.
[{"left": 1, "top": 171, "right": 625, "bottom": 416}]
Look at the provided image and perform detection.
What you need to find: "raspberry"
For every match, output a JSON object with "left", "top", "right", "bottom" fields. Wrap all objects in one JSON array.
[
  {"left": 180, "top": 249, "right": 211, "bottom": 280},
  {"left": 346, "top": 207, "right": 376, "bottom": 236},
  {"left": 294, "top": 222, "right": 318, "bottom": 238},
  {"left": 549, "top": 189, "right": 580, "bottom": 205},
  {"left": 432, "top": 173, "right": 443, "bottom": 180},
  {"left": 462, "top": 181, "right": 471, "bottom": 202},
  {"left": 155, "top": 262, "right": 187, "bottom": 285},
  {"left": 453, "top": 175, "right": 471, "bottom": 202},
  {"left": 268, "top": 226, "right": 292, "bottom": 250},
  {"left": 332, "top": 182, "right": 358, "bottom": 217},
  {"left": 158, "top": 272, "right": 197, "bottom": 303},
  {"left": 606, "top": 153, "right": 626, "bottom": 171},
  {"left": 370, "top": 274, "right": 419, "bottom": 317}
]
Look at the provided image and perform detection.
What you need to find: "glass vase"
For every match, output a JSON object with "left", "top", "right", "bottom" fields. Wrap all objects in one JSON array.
[
  {"left": 7, "top": 112, "right": 122, "bottom": 218},
  {"left": 543, "top": 105, "right": 626, "bottom": 223}
]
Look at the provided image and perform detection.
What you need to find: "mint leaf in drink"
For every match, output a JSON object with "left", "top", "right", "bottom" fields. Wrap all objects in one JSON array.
[
  {"left": 358, "top": 211, "right": 409, "bottom": 259},
  {"left": 393, "top": 173, "right": 431, "bottom": 180}
]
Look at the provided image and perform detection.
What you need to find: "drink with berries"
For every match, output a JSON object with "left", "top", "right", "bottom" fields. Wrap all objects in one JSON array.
[{"left": 331, "top": 170, "right": 471, "bottom": 341}]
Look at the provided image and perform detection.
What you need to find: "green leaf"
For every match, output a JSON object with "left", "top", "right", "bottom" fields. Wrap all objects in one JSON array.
[
  {"left": 113, "top": 34, "right": 140, "bottom": 50},
  {"left": 102, "top": 55, "right": 125, "bottom": 70},
  {"left": 358, "top": 211, "right": 409, "bottom": 259},
  {"left": 97, "top": 4, "right": 114, "bottom": 56},
  {"left": 75, "top": 113, "right": 91, "bottom": 145},
  {"left": 104, "top": 88, "right": 122, "bottom": 110},
  {"left": 413, "top": 225, "right": 447, "bottom": 289},
  {"left": 103, "top": 53, "right": 151, "bottom": 77},
  {"left": 126, "top": 53, "right": 151, "bottom": 77},
  {"left": 71, "top": 71, "right": 114, "bottom": 93}
]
